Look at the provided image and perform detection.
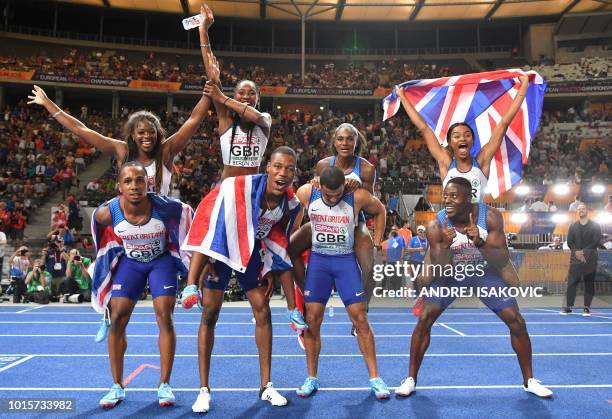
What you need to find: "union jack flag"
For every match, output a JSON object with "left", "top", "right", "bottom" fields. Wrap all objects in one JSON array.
[
  {"left": 182, "top": 174, "right": 301, "bottom": 274},
  {"left": 382, "top": 69, "right": 546, "bottom": 198}
]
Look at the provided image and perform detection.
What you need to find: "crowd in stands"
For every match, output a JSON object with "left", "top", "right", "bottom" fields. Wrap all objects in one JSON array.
[
  {"left": 526, "top": 56, "right": 611, "bottom": 81},
  {"left": 0, "top": 48, "right": 463, "bottom": 89}
]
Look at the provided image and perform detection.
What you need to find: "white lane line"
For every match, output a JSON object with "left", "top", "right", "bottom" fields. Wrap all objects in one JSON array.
[
  {"left": 437, "top": 323, "right": 467, "bottom": 336},
  {"left": 0, "top": 355, "right": 34, "bottom": 372},
  {"left": 4, "top": 311, "right": 611, "bottom": 316},
  {"left": 2, "top": 352, "right": 612, "bottom": 358},
  {"left": 14, "top": 306, "right": 45, "bottom": 314},
  {"left": 2, "top": 320, "right": 611, "bottom": 325},
  {"left": 0, "top": 384, "right": 611, "bottom": 391},
  {"left": 535, "top": 308, "right": 612, "bottom": 320},
  {"left": 1, "top": 333, "right": 611, "bottom": 338}
]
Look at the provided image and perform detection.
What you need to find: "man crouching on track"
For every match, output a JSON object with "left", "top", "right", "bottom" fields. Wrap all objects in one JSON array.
[
  {"left": 395, "top": 177, "right": 552, "bottom": 398},
  {"left": 291, "top": 166, "right": 391, "bottom": 399}
]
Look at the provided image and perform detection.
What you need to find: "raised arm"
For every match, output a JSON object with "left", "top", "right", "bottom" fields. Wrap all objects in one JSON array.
[
  {"left": 396, "top": 86, "right": 451, "bottom": 171},
  {"left": 163, "top": 93, "right": 211, "bottom": 159},
  {"left": 198, "top": 5, "right": 218, "bottom": 85},
  {"left": 27, "top": 85, "right": 126, "bottom": 158},
  {"left": 476, "top": 74, "right": 529, "bottom": 174},
  {"left": 94, "top": 206, "right": 113, "bottom": 227},
  {"left": 203, "top": 81, "right": 272, "bottom": 136}
]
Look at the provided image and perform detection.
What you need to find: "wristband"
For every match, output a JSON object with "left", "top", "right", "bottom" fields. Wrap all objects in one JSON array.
[
  {"left": 200, "top": 43, "right": 211, "bottom": 48},
  {"left": 51, "top": 110, "right": 63, "bottom": 118},
  {"left": 223, "top": 96, "right": 230, "bottom": 107},
  {"left": 241, "top": 102, "right": 249, "bottom": 116}
]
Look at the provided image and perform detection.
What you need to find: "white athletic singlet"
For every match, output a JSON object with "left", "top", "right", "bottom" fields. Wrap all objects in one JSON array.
[
  {"left": 220, "top": 120, "right": 269, "bottom": 168},
  {"left": 143, "top": 161, "right": 173, "bottom": 196},
  {"left": 437, "top": 203, "right": 489, "bottom": 265},
  {"left": 308, "top": 188, "right": 355, "bottom": 255},
  {"left": 442, "top": 159, "right": 488, "bottom": 204},
  {"left": 109, "top": 199, "right": 167, "bottom": 263},
  {"left": 330, "top": 155, "right": 364, "bottom": 185},
  {"left": 255, "top": 206, "right": 284, "bottom": 241}
]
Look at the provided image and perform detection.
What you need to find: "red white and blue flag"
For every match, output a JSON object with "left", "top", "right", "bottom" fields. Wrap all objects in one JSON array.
[
  {"left": 382, "top": 69, "right": 546, "bottom": 198},
  {"left": 91, "top": 194, "right": 193, "bottom": 313},
  {"left": 183, "top": 174, "right": 301, "bottom": 274}
]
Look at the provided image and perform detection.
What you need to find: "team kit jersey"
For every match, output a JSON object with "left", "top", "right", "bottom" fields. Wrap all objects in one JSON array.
[
  {"left": 205, "top": 204, "right": 285, "bottom": 292},
  {"left": 442, "top": 159, "right": 488, "bottom": 203},
  {"left": 425, "top": 203, "right": 517, "bottom": 312},
  {"left": 143, "top": 160, "right": 173, "bottom": 196},
  {"left": 220, "top": 120, "right": 269, "bottom": 168},
  {"left": 108, "top": 199, "right": 178, "bottom": 301},
  {"left": 304, "top": 188, "right": 364, "bottom": 306},
  {"left": 329, "top": 155, "right": 367, "bottom": 224}
]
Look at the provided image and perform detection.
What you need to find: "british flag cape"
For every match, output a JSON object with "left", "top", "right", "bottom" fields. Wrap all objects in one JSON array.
[
  {"left": 91, "top": 194, "right": 193, "bottom": 313},
  {"left": 382, "top": 69, "right": 546, "bottom": 198},
  {"left": 182, "top": 174, "right": 301, "bottom": 275}
]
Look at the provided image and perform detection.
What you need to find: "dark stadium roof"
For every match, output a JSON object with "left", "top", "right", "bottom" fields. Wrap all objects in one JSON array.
[{"left": 54, "top": 0, "right": 612, "bottom": 21}]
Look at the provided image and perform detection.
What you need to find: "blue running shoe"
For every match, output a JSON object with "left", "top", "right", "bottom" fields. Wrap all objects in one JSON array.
[
  {"left": 369, "top": 377, "right": 390, "bottom": 399},
  {"left": 158, "top": 383, "right": 176, "bottom": 406},
  {"left": 288, "top": 308, "right": 308, "bottom": 330},
  {"left": 95, "top": 318, "right": 110, "bottom": 343},
  {"left": 99, "top": 383, "right": 125, "bottom": 408},
  {"left": 296, "top": 377, "right": 319, "bottom": 398},
  {"left": 181, "top": 284, "right": 199, "bottom": 309}
]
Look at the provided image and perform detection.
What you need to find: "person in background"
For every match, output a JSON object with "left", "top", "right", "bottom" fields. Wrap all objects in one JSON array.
[
  {"left": 529, "top": 197, "right": 548, "bottom": 212},
  {"left": 562, "top": 203, "right": 602, "bottom": 316},
  {"left": 24, "top": 259, "right": 51, "bottom": 304},
  {"left": 406, "top": 225, "right": 428, "bottom": 289},
  {"left": 0, "top": 228, "right": 7, "bottom": 283},
  {"left": 568, "top": 196, "right": 582, "bottom": 212},
  {"left": 63, "top": 249, "right": 92, "bottom": 302},
  {"left": 398, "top": 222, "right": 413, "bottom": 258},
  {"left": 413, "top": 197, "right": 432, "bottom": 212},
  {"left": 42, "top": 237, "right": 68, "bottom": 298},
  {"left": 548, "top": 201, "right": 558, "bottom": 212},
  {"left": 9, "top": 246, "right": 32, "bottom": 303},
  {"left": 539, "top": 236, "right": 563, "bottom": 250},
  {"left": 382, "top": 228, "right": 405, "bottom": 291}
]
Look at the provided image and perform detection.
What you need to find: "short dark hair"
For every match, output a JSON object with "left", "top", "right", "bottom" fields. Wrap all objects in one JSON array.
[
  {"left": 320, "top": 166, "right": 345, "bottom": 190},
  {"left": 118, "top": 161, "right": 147, "bottom": 179},
  {"left": 446, "top": 177, "right": 472, "bottom": 195},
  {"left": 270, "top": 146, "right": 297, "bottom": 162}
]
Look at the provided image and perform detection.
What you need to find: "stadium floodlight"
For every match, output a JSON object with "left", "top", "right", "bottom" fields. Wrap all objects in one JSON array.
[
  {"left": 553, "top": 183, "right": 570, "bottom": 195},
  {"left": 515, "top": 185, "right": 530, "bottom": 195},
  {"left": 595, "top": 211, "right": 611, "bottom": 225},
  {"left": 296, "top": 109, "right": 300, "bottom": 112},
  {"left": 511, "top": 212, "right": 528, "bottom": 224},
  {"left": 320, "top": 106, "right": 325, "bottom": 110},
  {"left": 276, "top": 105, "right": 281, "bottom": 109},
  {"left": 591, "top": 184, "right": 605, "bottom": 194},
  {"left": 551, "top": 213, "right": 568, "bottom": 223}
]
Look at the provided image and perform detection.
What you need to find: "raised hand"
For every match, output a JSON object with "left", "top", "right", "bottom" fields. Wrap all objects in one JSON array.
[
  {"left": 344, "top": 178, "right": 360, "bottom": 193},
  {"left": 309, "top": 176, "right": 321, "bottom": 190},
  {"left": 395, "top": 85, "right": 407, "bottom": 100},
  {"left": 26, "top": 85, "right": 49, "bottom": 106},
  {"left": 200, "top": 4, "right": 214, "bottom": 31},
  {"left": 441, "top": 216, "right": 456, "bottom": 248},
  {"left": 465, "top": 212, "right": 483, "bottom": 247},
  {"left": 203, "top": 80, "right": 225, "bottom": 103}
]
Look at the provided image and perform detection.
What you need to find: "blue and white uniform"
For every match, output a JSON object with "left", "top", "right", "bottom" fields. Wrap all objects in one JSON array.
[
  {"left": 220, "top": 119, "right": 269, "bottom": 168},
  {"left": 304, "top": 188, "right": 364, "bottom": 306},
  {"left": 330, "top": 156, "right": 367, "bottom": 224},
  {"left": 109, "top": 199, "right": 178, "bottom": 301},
  {"left": 425, "top": 203, "right": 517, "bottom": 312},
  {"left": 443, "top": 159, "right": 488, "bottom": 203}
]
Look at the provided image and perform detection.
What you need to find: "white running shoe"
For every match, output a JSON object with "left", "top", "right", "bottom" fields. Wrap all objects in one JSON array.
[
  {"left": 524, "top": 378, "right": 553, "bottom": 398},
  {"left": 192, "top": 387, "right": 211, "bottom": 413},
  {"left": 395, "top": 377, "right": 416, "bottom": 397},
  {"left": 260, "top": 382, "right": 288, "bottom": 406}
]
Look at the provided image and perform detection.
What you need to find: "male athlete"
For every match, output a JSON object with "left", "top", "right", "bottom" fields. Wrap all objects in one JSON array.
[
  {"left": 92, "top": 162, "right": 192, "bottom": 408},
  {"left": 292, "top": 166, "right": 391, "bottom": 399},
  {"left": 395, "top": 177, "right": 552, "bottom": 398},
  {"left": 182, "top": 147, "right": 302, "bottom": 413}
]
